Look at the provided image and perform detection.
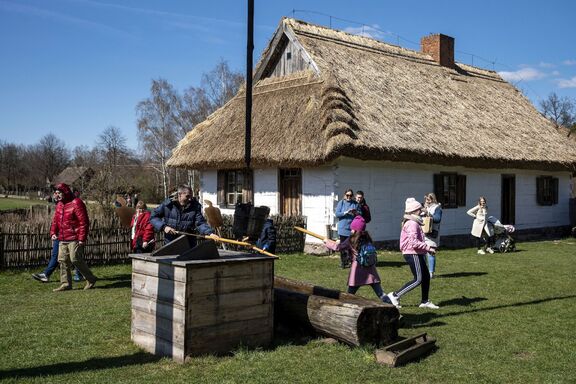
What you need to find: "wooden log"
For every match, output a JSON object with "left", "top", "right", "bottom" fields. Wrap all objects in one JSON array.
[{"left": 274, "top": 276, "right": 399, "bottom": 346}]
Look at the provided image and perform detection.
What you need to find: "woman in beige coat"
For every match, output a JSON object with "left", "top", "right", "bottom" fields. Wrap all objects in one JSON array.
[{"left": 467, "top": 197, "right": 494, "bottom": 254}]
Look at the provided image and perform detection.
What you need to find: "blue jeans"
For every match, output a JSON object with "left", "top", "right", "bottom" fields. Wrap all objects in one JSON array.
[
  {"left": 43, "top": 239, "right": 82, "bottom": 280},
  {"left": 427, "top": 252, "right": 436, "bottom": 273}
]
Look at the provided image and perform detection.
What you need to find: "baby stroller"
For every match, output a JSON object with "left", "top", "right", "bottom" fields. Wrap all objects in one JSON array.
[{"left": 487, "top": 216, "right": 516, "bottom": 253}]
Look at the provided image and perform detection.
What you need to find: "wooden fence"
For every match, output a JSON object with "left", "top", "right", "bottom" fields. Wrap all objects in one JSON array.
[{"left": 0, "top": 214, "right": 306, "bottom": 270}]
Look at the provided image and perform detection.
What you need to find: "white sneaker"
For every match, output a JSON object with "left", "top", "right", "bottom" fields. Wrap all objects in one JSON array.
[
  {"left": 430, "top": 272, "right": 434, "bottom": 279},
  {"left": 477, "top": 249, "right": 485, "bottom": 255},
  {"left": 386, "top": 292, "right": 401, "bottom": 308},
  {"left": 486, "top": 247, "right": 494, "bottom": 254},
  {"left": 419, "top": 301, "right": 440, "bottom": 309}
]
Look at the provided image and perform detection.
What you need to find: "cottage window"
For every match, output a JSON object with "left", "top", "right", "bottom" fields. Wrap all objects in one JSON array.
[
  {"left": 217, "top": 169, "right": 253, "bottom": 208},
  {"left": 536, "top": 176, "right": 559, "bottom": 206},
  {"left": 433, "top": 173, "right": 466, "bottom": 209}
]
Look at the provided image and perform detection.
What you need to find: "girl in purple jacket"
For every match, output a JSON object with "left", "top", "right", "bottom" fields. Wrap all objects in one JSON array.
[{"left": 386, "top": 198, "right": 440, "bottom": 310}]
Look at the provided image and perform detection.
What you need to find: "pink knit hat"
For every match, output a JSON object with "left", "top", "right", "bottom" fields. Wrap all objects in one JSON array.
[
  {"left": 404, "top": 197, "right": 423, "bottom": 213},
  {"left": 350, "top": 215, "right": 366, "bottom": 232}
]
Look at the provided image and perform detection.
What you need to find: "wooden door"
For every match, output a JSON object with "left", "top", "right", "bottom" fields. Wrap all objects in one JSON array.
[
  {"left": 501, "top": 174, "right": 516, "bottom": 224},
  {"left": 279, "top": 169, "right": 301, "bottom": 216}
]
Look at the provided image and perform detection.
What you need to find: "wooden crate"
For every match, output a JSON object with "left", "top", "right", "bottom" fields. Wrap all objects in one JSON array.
[{"left": 130, "top": 246, "right": 276, "bottom": 362}]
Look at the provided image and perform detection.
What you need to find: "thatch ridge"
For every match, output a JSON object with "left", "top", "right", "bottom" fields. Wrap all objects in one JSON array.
[{"left": 167, "top": 17, "right": 576, "bottom": 171}]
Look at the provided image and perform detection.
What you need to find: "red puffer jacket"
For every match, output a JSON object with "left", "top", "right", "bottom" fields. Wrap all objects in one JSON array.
[
  {"left": 50, "top": 183, "right": 89, "bottom": 242},
  {"left": 130, "top": 210, "right": 155, "bottom": 250}
]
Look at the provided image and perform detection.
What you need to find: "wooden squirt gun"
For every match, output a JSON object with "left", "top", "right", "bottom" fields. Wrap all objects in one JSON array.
[
  {"left": 293, "top": 226, "right": 327, "bottom": 241},
  {"left": 173, "top": 231, "right": 278, "bottom": 258}
]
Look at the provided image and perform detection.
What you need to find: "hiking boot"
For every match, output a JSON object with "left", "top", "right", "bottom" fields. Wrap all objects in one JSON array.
[
  {"left": 32, "top": 273, "right": 49, "bottom": 283},
  {"left": 386, "top": 292, "right": 401, "bottom": 309},
  {"left": 486, "top": 247, "right": 494, "bottom": 254},
  {"left": 84, "top": 279, "right": 97, "bottom": 290},
  {"left": 53, "top": 284, "right": 71, "bottom": 292},
  {"left": 477, "top": 249, "right": 486, "bottom": 255},
  {"left": 419, "top": 301, "right": 440, "bottom": 309}
]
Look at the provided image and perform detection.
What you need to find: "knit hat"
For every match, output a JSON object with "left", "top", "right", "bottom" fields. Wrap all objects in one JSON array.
[
  {"left": 350, "top": 215, "right": 366, "bottom": 232},
  {"left": 404, "top": 197, "right": 422, "bottom": 213}
]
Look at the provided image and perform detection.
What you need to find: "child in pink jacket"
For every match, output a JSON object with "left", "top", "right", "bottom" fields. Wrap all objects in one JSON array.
[
  {"left": 324, "top": 216, "right": 389, "bottom": 302},
  {"left": 386, "top": 198, "right": 440, "bottom": 310}
]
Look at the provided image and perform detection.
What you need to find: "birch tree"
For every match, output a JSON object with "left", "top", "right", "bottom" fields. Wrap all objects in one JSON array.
[{"left": 136, "top": 79, "right": 180, "bottom": 199}]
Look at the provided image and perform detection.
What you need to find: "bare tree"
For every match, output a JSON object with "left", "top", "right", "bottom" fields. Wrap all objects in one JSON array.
[
  {"left": 200, "top": 59, "right": 244, "bottom": 110},
  {"left": 72, "top": 145, "right": 100, "bottom": 167},
  {"left": 27, "top": 134, "right": 70, "bottom": 188},
  {"left": 136, "top": 61, "right": 243, "bottom": 198},
  {"left": 540, "top": 92, "right": 576, "bottom": 136},
  {"left": 0, "top": 141, "right": 28, "bottom": 192},
  {"left": 136, "top": 79, "right": 181, "bottom": 198},
  {"left": 96, "top": 126, "right": 130, "bottom": 171}
]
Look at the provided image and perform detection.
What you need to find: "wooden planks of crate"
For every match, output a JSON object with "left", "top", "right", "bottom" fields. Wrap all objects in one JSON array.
[{"left": 130, "top": 242, "right": 276, "bottom": 362}]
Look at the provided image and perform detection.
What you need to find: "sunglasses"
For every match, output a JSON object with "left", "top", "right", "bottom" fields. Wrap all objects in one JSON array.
[{"left": 345, "top": 194, "right": 352, "bottom": 197}]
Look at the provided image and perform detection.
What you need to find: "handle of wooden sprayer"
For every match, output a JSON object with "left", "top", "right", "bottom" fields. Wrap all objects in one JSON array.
[
  {"left": 293, "top": 226, "right": 327, "bottom": 241},
  {"left": 174, "top": 231, "right": 278, "bottom": 258}
]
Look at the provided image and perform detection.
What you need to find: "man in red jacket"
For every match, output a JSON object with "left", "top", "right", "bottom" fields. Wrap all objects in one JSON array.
[{"left": 50, "top": 183, "right": 97, "bottom": 291}]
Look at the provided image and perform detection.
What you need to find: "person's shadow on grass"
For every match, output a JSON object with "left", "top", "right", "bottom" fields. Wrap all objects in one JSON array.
[
  {"left": 94, "top": 273, "right": 132, "bottom": 289},
  {"left": 400, "top": 294, "right": 576, "bottom": 329}
]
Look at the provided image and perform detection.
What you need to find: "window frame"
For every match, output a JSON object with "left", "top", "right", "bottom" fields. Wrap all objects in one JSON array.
[
  {"left": 217, "top": 169, "right": 253, "bottom": 208},
  {"left": 433, "top": 173, "right": 466, "bottom": 209},
  {"left": 536, "top": 176, "right": 559, "bottom": 206}
]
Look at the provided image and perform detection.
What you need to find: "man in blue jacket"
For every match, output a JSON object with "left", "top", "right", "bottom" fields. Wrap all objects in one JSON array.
[{"left": 151, "top": 185, "right": 216, "bottom": 245}]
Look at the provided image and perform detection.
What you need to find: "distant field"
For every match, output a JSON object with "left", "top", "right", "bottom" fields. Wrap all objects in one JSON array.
[{"left": 0, "top": 197, "right": 48, "bottom": 211}]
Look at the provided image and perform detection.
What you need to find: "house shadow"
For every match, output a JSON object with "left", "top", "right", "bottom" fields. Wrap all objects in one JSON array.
[
  {"left": 435, "top": 272, "right": 488, "bottom": 278},
  {"left": 399, "top": 294, "right": 576, "bottom": 329},
  {"left": 0, "top": 352, "right": 161, "bottom": 380}
]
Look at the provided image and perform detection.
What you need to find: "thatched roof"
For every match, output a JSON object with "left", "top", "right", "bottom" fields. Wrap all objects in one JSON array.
[
  {"left": 52, "top": 166, "right": 93, "bottom": 187},
  {"left": 168, "top": 18, "right": 576, "bottom": 171}
]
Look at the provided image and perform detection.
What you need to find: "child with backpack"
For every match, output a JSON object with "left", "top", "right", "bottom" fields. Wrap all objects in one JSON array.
[
  {"left": 386, "top": 198, "right": 440, "bottom": 310},
  {"left": 323, "top": 216, "right": 388, "bottom": 302}
]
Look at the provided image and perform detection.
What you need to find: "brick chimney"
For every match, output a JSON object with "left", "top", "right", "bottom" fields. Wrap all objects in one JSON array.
[{"left": 421, "top": 33, "right": 455, "bottom": 68}]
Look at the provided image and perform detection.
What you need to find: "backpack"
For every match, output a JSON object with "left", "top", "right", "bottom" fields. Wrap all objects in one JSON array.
[{"left": 357, "top": 242, "right": 377, "bottom": 267}]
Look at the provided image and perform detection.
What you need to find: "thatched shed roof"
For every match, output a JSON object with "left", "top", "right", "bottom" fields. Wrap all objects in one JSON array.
[
  {"left": 168, "top": 18, "right": 576, "bottom": 171},
  {"left": 52, "top": 166, "right": 93, "bottom": 187}
]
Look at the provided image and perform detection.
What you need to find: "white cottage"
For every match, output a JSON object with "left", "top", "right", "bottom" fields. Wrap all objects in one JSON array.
[{"left": 168, "top": 18, "right": 576, "bottom": 250}]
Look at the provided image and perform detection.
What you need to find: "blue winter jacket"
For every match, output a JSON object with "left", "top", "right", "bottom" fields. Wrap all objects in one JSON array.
[
  {"left": 335, "top": 199, "right": 360, "bottom": 237},
  {"left": 256, "top": 219, "right": 276, "bottom": 253},
  {"left": 151, "top": 198, "right": 213, "bottom": 245}
]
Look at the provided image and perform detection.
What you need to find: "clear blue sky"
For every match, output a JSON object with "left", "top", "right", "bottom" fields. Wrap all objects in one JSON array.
[{"left": 1, "top": 0, "right": 575, "bottom": 151}]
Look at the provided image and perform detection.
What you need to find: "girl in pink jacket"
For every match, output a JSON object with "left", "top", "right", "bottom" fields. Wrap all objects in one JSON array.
[{"left": 386, "top": 198, "right": 440, "bottom": 310}]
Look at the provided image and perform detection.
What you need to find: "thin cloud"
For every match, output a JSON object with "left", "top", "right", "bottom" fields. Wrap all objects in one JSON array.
[
  {"left": 344, "top": 24, "right": 390, "bottom": 41},
  {"left": 76, "top": 0, "right": 248, "bottom": 29},
  {"left": 0, "top": 0, "right": 134, "bottom": 38},
  {"left": 538, "top": 62, "right": 555, "bottom": 68},
  {"left": 562, "top": 59, "right": 576, "bottom": 66},
  {"left": 557, "top": 76, "right": 576, "bottom": 88},
  {"left": 498, "top": 67, "right": 546, "bottom": 82}
]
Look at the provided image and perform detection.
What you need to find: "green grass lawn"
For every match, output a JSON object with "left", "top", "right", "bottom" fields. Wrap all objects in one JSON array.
[
  {"left": 1, "top": 239, "right": 575, "bottom": 383},
  {"left": 0, "top": 197, "right": 48, "bottom": 211}
]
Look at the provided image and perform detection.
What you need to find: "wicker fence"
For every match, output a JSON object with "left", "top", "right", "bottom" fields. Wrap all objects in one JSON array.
[{"left": 0, "top": 213, "right": 306, "bottom": 270}]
